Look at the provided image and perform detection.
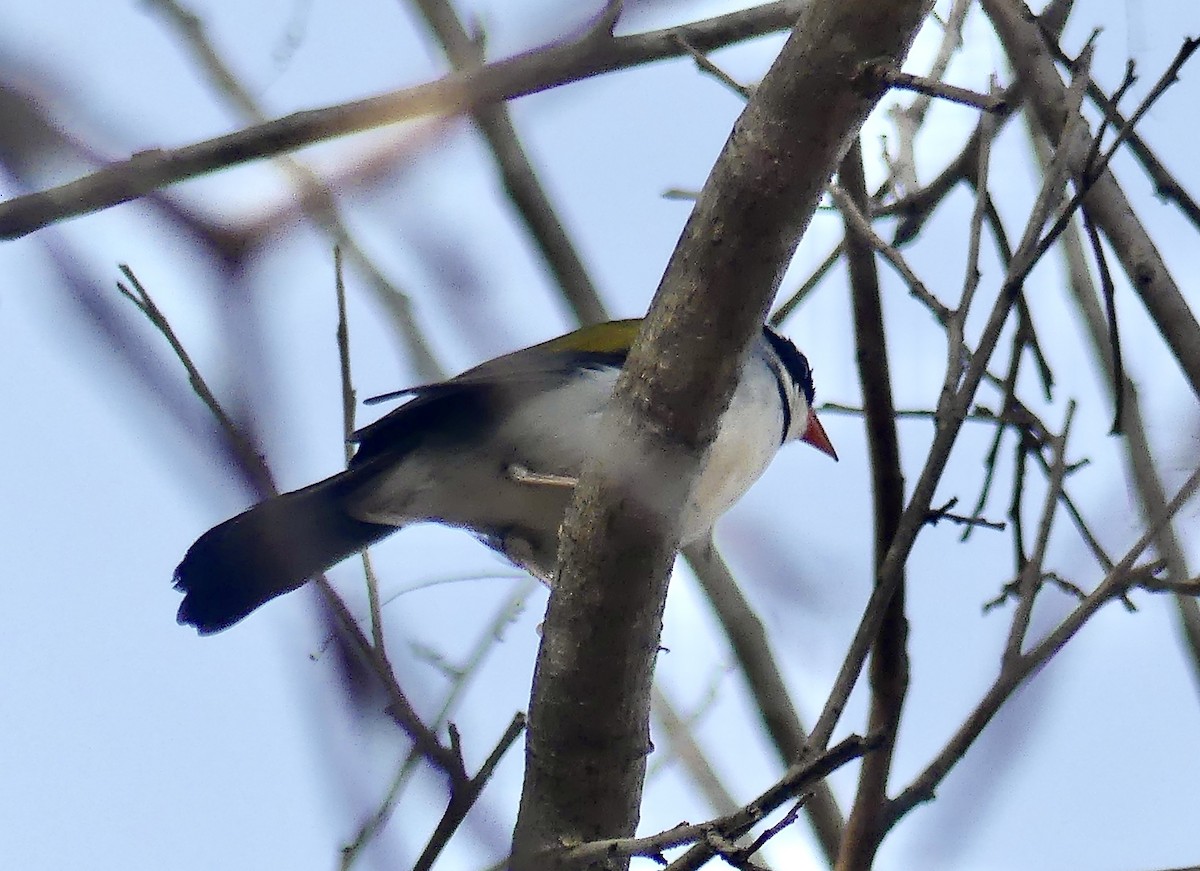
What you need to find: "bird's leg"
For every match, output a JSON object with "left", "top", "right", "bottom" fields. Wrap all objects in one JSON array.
[
  {"left": 506, "top": 463, "right": 578, "bottom": 488},
  {"left": 499, "top": 530, "right": 556, "bottom": 587}
]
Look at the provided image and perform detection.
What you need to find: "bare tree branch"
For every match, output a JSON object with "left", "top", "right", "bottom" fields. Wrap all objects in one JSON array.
[
  {"left": 833, "top": 139, "right": 909, "bottom": 871},
  {"left": 808, "top": 40, "right": 1095, "bottom": 753},
  {"left": 888, "top": 462, "right": 1200, "bottom": 823},
  {"left": 982, "top": 0, "right": 1200, "bottom": 402},
  {"left": 1001, "top": 402, "right": 1075, "bottom": 666},
  {"left": 868, "top": 64, "right": 1008, "bottom": 112},
  {"left": 412, "top": 713, "right": 527, "bottom": 871},
  {"left": 114, "top": 266, "right": 464, "bottom": 789},
  {"left": 828, "top": 182, "right": 953, "bottom": 325},
  {"left": 1024, "top": 112, "right": 1200, "bottom": 691},
  {"left": 554, "top": 734, "right": 878, "bottom": 869},
  {"left": 404, "top": 0, "right": 607, "bottom": 325},
  {"left": 143, "top": 0, "right": 443, "bottom": 379},
  {"left": 511, "top": 1, "right": 934, "bottom": 866},
  {"left": 0, "top": 1, "right": 807, "bottom": 240},
  {"left": 682, "top": 540, "right": 846, "bottom": 863}
]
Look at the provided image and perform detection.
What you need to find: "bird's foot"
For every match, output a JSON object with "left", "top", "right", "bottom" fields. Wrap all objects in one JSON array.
[{"left": 507, "top": 463, "right": 578, "bottom": 488}]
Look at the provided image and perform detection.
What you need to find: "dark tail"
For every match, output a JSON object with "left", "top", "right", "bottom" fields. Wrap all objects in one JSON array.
[{"left": 174, "top": 472, "right": 393, "bottom": 634}]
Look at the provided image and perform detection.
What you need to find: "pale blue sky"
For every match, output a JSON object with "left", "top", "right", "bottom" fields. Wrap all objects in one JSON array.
[{"left": 3, "top": 1, "right": 1200, "bottom": 869}]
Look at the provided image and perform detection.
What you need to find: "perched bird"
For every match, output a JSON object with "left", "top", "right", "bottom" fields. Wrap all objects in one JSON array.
[{"left": 174, "top": 320, "right": 837, "bottom": 633}]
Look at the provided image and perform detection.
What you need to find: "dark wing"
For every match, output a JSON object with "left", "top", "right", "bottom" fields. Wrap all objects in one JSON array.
[
  {"left": 350, "top": 380, "right": 497, "bottom": 468},
  {"left": 350, "top": 347, "right": 628, "bottom": 468}
]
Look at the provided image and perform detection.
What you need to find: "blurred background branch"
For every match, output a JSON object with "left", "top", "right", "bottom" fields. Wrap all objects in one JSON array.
[{"left": 4, "top": 1, "right": 1200, "bottom": 869}]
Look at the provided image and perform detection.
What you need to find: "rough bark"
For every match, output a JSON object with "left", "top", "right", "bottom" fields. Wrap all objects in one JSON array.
[{"left": 510, "top": 1, "right": 935, "bottom": 867}]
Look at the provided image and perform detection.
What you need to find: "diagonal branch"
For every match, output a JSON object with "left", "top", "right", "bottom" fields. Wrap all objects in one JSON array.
[
  {"left": 404, "top": 0, "right": 607, "bottom": 324},
  {"left": 887, "top": 462, "right": 1200, "bottom": 824},
  {"left": 554, "top": 734, "right": 878, "bottom": 869},
  {"left": 510, "top": 1, "right": 934, "bottom": 866},
  {"left": 981, "top": 0, "right": 1200, "bottom": 402},
  {"left": 1001, "top": 402, "right": 1075, "bottom": 666},
  {"left": 114, "top": 266, "right": 463, "bottom": 788},
  {"left": 1024, "top": 116, "right": 1200, "bottom": 692},
  {"left": 0, "top": 1, "right": 806, "bottom": 240},
  {"left": 807, "top": 40, "right": 1095, "bottom": 754},
  {"left": 411, "top": 714, "right": 528, "bottom": 871},
  {"left": 682, "top": 540, "right": 846, "bottom": 863},
  {"left": 146, "top": 0, "right": 442, "bottom": 378}
]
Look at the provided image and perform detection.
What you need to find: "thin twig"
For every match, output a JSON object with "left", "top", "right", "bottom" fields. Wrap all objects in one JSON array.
[
  {"left": 1134, "top": 572, "right": 1200, "bottom": 597},
  {"left": 331, "top": 248, "right": 388, "bottom": 656},
  {"left": 827, "top": 183, "right": 952, "bottom": 325},
  {"left": 115, "top": 265, "right": 276, "bottom": 495},
  {"left": 673, "top": 34, "right": 752, "bottom": 98},
  {"left": 926, "top": 498, "right": 1006, "bottom": 532},
  {"left": 887, "top": 463, "right": 1200, "bottom": 825},
  {"left": 770, "top": 241, "right": 843, "bottom": 327},
  {"left": 1002, "top": 401, "right": 1075, "bottom": 666},
  {"left": 115, "top": 265, "right": 465, "bottom": 792},
  {"left": 866, "top": 64, "right": 1008, "bottom": 112},
  {"left": 958, "top": 78, "right": 999, "bottom": 320},
  {"left": 412, "top": 713, "right": 528, "bottom": 871},
  {"left": 741, "top": 801, "right": 805, "bottom": 862},
  {"left": 807, "top": 41, "right": 1096, "bottom": 753},
  {"left": 555, "top": 734, "right": 877, "bottom": 868}
]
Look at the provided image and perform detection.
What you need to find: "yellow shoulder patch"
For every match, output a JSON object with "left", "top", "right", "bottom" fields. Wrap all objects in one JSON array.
[{"left": 532, "top": 319, "right": 642, "bottom": 355}]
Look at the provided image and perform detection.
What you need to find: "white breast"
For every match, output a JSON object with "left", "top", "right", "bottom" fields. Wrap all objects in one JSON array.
[
  {"left": 682, "top": 357, "right": 787, "bottom": 541},
  {"left": 347, "top": 355, "right": 789, "bottom": 556}
]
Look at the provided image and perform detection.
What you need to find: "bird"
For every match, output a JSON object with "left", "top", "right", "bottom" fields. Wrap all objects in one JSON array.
[{"left": 173, "top": 319, "right": 837, "bottom": 634}]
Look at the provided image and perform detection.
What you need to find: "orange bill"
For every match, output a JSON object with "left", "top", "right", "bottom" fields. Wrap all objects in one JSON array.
[{"left": 801, "top": 412, "right": 838, "bottom": 461}]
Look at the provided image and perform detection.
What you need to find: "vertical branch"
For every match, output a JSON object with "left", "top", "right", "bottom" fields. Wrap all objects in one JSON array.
[
  {"left": 332, "top": 247, "right": 388, "bottom": 655},
  {"left": 833, "top": 139, "right": 909, "bottom": 871},
  {"left": 334, "top": 247, "right": 357, "bottom": 465}
]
